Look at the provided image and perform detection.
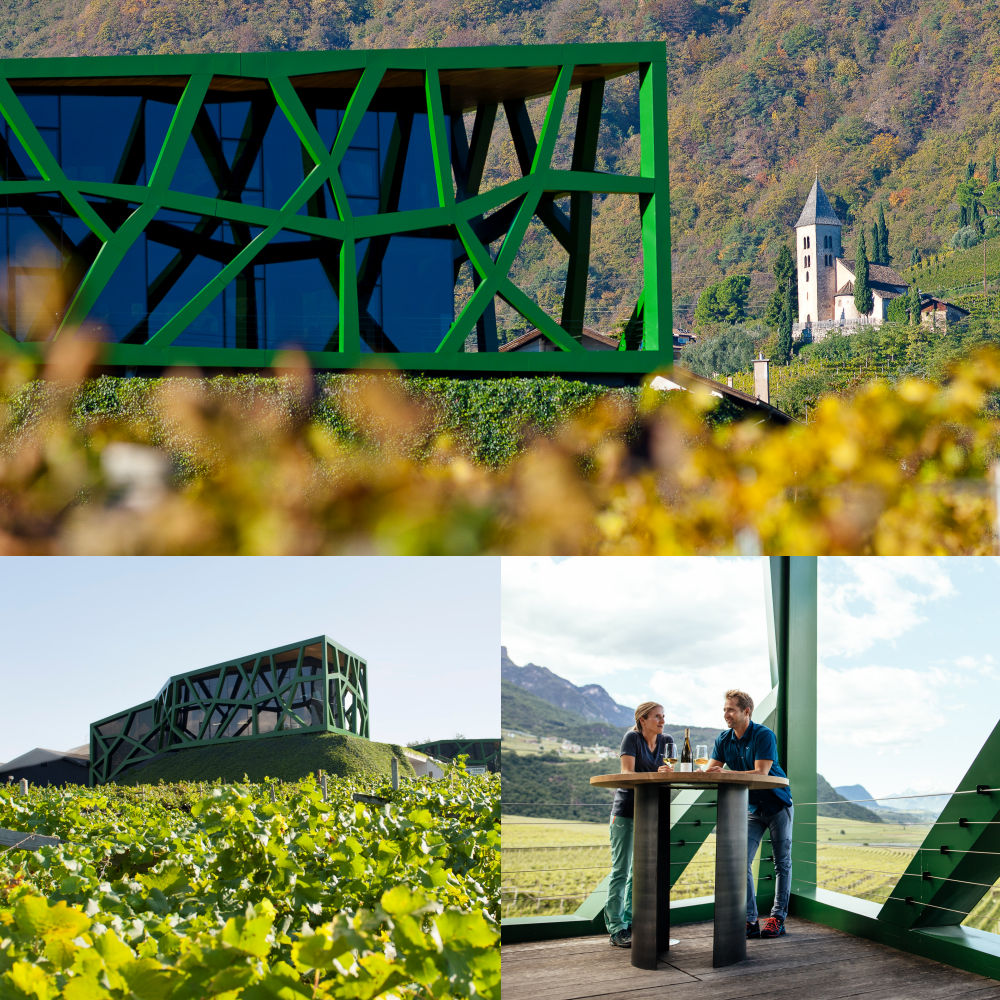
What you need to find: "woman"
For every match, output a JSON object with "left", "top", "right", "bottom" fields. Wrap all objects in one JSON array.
[{"left": 606, "top": 701, "right": 674, "bottom": 949}]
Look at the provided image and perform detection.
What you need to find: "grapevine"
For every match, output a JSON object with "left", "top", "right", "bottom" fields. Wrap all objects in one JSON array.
[{"left": 0, "top": 771, "right": 499, "bottom": 999}]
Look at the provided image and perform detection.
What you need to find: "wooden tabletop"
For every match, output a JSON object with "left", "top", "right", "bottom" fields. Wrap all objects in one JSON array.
[{"left": 589, "top": 770, "right": 790, "bottom": 791}]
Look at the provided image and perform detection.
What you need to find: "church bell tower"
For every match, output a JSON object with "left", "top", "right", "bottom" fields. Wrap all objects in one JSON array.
[{"left": 794, "top": 178, "right": 842, "bottom": 326}]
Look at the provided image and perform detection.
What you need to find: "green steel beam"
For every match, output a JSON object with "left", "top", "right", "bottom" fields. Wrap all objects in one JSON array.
[
  {"left": 638, "top": 58, "right": 671, "bottom": 353},
  {"left": 59, "top": 73, "right": 212, "bottom": 331},
  {"left": 766, "top": 556, "right": 819, "bottom": 914},
  {"left": 0, "top": 79, "right": 112, "bottom": 242},
  {"left": 560, "top": 78, "right": 603, "bottom": 339},
  {"left": 878, "top": 719, "right": 1000, "bottom": 930}
]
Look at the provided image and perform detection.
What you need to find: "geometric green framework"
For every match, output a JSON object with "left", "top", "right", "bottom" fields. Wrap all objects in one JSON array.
[
  {"left": 89, "top": 635, "right": 368, "bottom": 784},
  {"left": 877, "top": 716, "right": 1000, "bottom": 930},
  {"left": 0, "top": 44, "right": 671, "bottom": 375}
]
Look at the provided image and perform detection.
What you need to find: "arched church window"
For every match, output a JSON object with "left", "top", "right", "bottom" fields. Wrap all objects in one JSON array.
[{"left": 805, "top": 272, "right": 809, "bottom": 284}]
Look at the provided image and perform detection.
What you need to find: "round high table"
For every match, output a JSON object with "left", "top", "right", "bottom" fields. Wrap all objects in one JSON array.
[{"left": 589, "top": 770, "right": 789, "bottom": 970}]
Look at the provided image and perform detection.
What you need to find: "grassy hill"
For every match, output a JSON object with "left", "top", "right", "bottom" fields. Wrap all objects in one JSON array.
[
  {"left": 4, "top": 0, "right": 1000, "bottom": 332},
  {"left": 503, "top": 752, "right": 884, "bottom": 822},
  {"left": 502, "top": 679, "right": 721, "bottom": 750},
  {"left": 110, "top": 732, "right": 416, "bottom": 785}
]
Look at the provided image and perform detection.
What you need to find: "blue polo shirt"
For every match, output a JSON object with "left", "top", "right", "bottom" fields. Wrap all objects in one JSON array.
[
  {"left": 711, "top": 721, "right": 792, "bottom": 816},
  {"left": 610, "top": 730, "right": 675, "bottom": 819}
]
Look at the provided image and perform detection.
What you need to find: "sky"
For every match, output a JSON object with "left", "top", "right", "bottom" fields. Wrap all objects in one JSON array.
[
  {"left": 501, "top": 557, "right": 1000, "bottom": 802},
  {"left": 501, "top": 557, "right": 774, "bottom": 730},
  {"left": 816, "top": 557, "right": 999, "bottom": 799},
  {"left": 0, "top": 557, "right": 500, "bottom": 764}
]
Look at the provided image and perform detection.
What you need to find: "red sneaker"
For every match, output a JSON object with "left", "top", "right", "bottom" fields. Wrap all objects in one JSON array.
[{"left": 760, "top": 916, "right": 786, "bottom": 938}]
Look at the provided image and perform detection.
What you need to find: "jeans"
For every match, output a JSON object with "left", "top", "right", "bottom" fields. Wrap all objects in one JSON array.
[
  {"left": 605, "top": 816, "right": 633, "bottom": 933},
  {"left": 746, "top": 804, "right": 793, "bottom": 922}
]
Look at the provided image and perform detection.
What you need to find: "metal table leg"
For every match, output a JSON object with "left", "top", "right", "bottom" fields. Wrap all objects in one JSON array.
[
  {"left": 631, "top": 783, "right": 671, "bottom": 970},
  {"left": 713, "top": 784, "right": 748, "bottom": 967}
]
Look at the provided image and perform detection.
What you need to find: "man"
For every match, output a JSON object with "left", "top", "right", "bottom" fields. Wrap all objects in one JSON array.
[{"left": 705, "top": 689, "right": 793, "bottom": 940}]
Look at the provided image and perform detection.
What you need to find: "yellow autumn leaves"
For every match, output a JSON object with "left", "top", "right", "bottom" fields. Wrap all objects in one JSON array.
[{"left": 2, "top": 337, "right": 999, "bottom": 554}]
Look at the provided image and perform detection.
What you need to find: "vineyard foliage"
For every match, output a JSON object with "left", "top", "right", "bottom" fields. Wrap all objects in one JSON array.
[
  {"left": 0, "top": 772, "right": 499, "bottom": 999},
  {"left": 502, "top": 816, "right": 1000, "bottom": 935},
  {"left": 4, "top": 342, "right": 1000, "bottom": 554}
]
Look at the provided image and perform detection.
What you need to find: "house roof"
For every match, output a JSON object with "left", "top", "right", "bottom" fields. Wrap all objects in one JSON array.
[
  {"left": 920, "top": 295, "right": 970, "bottom": 317},
  {"left": 795, "top": 179, "right": 842, "bottom": 228},
  {"left": 652, "top": 366, "right": 795, "bottom": 424},
  {"left": 1, "top": 747, "right": 89, "bottom": 770},
  {"left": 839, "top": 259, "right": 907, "bottom": 286},
  {"left": 835, "top": 279, "right": 906, "bottom": 299},
  {"left": 498, "top": 326, "right": 620, "bottom": 351}
]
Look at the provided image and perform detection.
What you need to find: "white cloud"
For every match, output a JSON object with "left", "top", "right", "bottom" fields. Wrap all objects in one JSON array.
[
  {"left": 952, "top": 653, "right": 996, "bottom": 677},
  {"left": 501, "top": 557, "right": 772, "bottom": 726},
  {"left": 649, "top": 660, "right": 769, "bottom": 730},
  {"left": 819, "top": 557, "right": 955, "bottom": 657},
  {"left": 818, "top": 660, "right": 955, "bottom": 751}
]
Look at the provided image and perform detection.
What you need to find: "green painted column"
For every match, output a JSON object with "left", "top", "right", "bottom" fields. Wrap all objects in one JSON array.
[
  {"left": 765, "top": 557, "right": 817, "bottom": 909},
  {"left": 784, "top": 558, "right": 818, "bottom": 903}
]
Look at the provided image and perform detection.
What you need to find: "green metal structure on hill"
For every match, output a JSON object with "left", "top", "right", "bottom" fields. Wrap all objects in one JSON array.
[
  {"left": 90, "top": 635, "right": 369, "bottom": 784},
  {"left": 410, "top": 738, "right": 500, "bottom": 773},
  {"left": 0, "top": 43, "right": 670, "bottom": 374}
]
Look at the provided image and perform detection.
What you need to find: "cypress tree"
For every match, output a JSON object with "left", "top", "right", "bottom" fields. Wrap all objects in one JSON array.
[
  {"left": 877, "top": 204, "right": 889, "bottom": 264},
  {"left": 776, "top": 281, "right": 793, "bottom": 363},
  {"left": 871, "top": 222, "right": 880, "bottom": 264},
  {"left": 961, "top": 162, "right": 976, "bottom": 227},
  {"left": 854, "top": 231, "right": 874, "bottom": 316},
  {"left": 989, "top": 152, "right": 997, "bottom": 185},
  {"left": 765, "top": 244, "right": 797, "bottom": 332},
  {"left": 908, "top": 283, "right": 921, "bottom": 325}
]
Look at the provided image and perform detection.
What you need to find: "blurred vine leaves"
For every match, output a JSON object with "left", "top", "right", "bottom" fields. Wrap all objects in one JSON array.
[{"left": 1, "top": 336, "right": 999, "bottom": 554}]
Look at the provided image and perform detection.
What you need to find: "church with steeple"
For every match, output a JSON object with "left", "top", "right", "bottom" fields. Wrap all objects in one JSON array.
[{"left": 792, "top": 178, "right": 909, "bottom": 341}]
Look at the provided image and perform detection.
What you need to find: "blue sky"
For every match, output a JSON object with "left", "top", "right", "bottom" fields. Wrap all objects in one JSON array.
[
  {"left": 817, "top": 557, "right": 999, "bottom": 799},
  {"left": 0, "top": 557, "right": 500, "bottom": 764},
  {"left": 502, "top": 557, "right": 1000, "bottom": 801}
]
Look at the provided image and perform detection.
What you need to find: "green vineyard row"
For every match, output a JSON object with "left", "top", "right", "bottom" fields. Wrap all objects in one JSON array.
[
  {"left": 502, "top": 818, "right": 1000, "bottom": 935},
  {"left": 0, "top": 773, "right": 500, "bottom": 999}
]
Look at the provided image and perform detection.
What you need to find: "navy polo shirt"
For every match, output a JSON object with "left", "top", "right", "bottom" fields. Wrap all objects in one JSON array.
[
  {"left": 610, "top": 729, "right": 675, "bottom": 820},
  {"left": 711, "top": 720, "right": 792, "bottom": 816}
]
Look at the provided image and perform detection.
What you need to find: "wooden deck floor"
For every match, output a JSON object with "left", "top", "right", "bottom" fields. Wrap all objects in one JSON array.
[{"left": 501, "top": 919, "right": 1000, "bottom": 1000}]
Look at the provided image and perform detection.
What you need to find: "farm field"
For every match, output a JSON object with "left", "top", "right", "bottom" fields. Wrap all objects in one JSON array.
[
  {"left": 904, "top": 235, "right": 1000, "bottom": 307},
  {"left": 502, "top": 815, "right": 1000, "bottom": 935},
  {"left": 500, "top": 733, "right": 616, "bottom": 761},
  {"left": 0, "top": 773, "right": 499, "bottom": 999}
]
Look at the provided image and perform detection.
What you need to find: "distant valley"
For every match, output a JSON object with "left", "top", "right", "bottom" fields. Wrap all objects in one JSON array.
[{"left": 501, "top": 648, "right": 885, "bottom": 823}]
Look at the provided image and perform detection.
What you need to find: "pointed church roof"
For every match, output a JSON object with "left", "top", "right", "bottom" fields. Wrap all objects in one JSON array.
[{"left": 795, "top": 179, "right": 842, "bottom": 228}]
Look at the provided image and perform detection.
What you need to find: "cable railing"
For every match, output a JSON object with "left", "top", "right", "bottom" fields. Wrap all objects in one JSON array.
[{"left": 502, "top": 789, "right": 1000, "bottom": 933}]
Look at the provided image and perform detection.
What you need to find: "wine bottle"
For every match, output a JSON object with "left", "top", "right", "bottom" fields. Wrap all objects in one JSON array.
[{"left": 680, "top": 727, "right": 693, "bottom": 772}]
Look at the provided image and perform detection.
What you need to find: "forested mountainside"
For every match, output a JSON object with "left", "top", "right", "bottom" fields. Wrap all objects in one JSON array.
[{"left": 2, "top": 0, "right": 997, "bottom": 328}]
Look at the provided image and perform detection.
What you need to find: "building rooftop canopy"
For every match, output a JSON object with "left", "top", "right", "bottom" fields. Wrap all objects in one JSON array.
[{"left": 795, "top": 179, "right": 842, "bottom": 228}]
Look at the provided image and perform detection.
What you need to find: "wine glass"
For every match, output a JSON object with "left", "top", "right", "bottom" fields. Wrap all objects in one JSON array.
[
  {"left": 695, "top": 745, "right": 709, "bottom": 770},
  {"left": 664, "top": 744, "right": 678, "bottom": 769}
]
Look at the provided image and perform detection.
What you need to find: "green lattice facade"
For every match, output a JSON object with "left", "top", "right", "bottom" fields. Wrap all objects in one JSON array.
[
  {"left": 0, "top": 44, "right": 670, "bottom": 374},
  {"left": 90, "top": 636, "right": 368, "bottom": 784}
]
